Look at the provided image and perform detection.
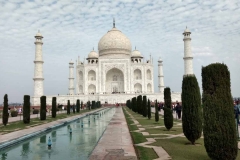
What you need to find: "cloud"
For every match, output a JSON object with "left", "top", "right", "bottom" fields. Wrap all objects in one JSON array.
[{"left": 0, "top": 0, "right": 240, "bottom": 103}]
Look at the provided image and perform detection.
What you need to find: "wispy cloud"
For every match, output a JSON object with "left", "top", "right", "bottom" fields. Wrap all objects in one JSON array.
[{"left": 0, "top": 0, "right": 240, "bottom": 102}]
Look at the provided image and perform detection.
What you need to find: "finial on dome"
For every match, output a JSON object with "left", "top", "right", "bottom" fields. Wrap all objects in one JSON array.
[
  {"left": 135, "top": 46, "right": 136, "bottom": 50},
  {"left": 93, "top": 47, "right": 94, "bottom": 51},
  {"left": 38, "top": 30, "right": 40, "bottom": 33},
  {"left": 186, "top": 26, "right": 187, "bottom": 29},
  {"left": 113, "top": 18, "right": 115, "bottom": 28}
]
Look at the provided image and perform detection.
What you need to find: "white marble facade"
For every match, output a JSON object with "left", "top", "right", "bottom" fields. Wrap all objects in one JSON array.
[{"left": 32, "top": 22, "right": 183, "bottom": 106}]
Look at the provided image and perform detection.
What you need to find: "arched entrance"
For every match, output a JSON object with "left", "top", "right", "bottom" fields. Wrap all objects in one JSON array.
[{"left": 106, "top": 68, "right": 124, "bottom": 93}]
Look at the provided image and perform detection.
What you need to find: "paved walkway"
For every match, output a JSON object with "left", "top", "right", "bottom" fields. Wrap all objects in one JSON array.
[{"left": 89, "top": 107, "right": 137, "bottom": 160}]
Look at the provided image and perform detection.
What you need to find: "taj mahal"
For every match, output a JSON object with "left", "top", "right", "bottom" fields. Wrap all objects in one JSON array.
[{"left": 32, "top": 20, "right": 194, "bottom": 106}]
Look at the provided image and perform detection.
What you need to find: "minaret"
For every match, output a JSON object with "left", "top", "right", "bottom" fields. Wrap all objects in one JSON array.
[
  {"left": 158, "top": 57, "right": 164, "bottom": 93},
  {"left": 69, "top": 60, "right": 75, "bottom": 95},
  {"left": 183, "top": 27, "right": 193, "bottom": 75},
  {"left": 33, "top": 31, "right": 44, "bottom": 98}
]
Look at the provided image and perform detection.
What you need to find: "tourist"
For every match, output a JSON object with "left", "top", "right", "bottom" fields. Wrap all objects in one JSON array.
[
  {"left": 234, "top": 101, "right": 239, "bottom": 124},
  {"left": 175, "top": 102, "right": 182, "bottom": 119}
]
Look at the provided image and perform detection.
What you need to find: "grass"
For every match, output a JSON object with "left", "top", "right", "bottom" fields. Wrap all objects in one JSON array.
[
  {"left": 131, "top": 132, "right": 147, "bottom": 144},
  {"left": 123, "top": 106, "right": 240, "bottom": 160},
  {"left": 0, "top": 109, "right": 98, "bottom": 134},
  {"left": 145, "top": 127, "right": 183, "bottom": 135},
  {"left": 136, "top": 146, "right": 158, "bottom": 160},
  {"left": 151, "top": 137, "right": 210, "bottom": 160}
]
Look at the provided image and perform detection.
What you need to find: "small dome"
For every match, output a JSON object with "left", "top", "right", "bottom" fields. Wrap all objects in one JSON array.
[
  {"left": 69, "top": 60, "right": 74, "bottom": 64},
  {"left": 98, "top": 27, "right": 132, "bottom": 57},
  {"left": 131, "top": 49, "right": 142, "bottom": 57},
  {"left": 88, "top": 50, "right": 99, "bottom": 59}
]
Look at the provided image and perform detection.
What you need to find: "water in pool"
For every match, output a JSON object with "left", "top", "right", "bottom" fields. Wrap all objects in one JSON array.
[{"left": 0, "top": 108, "right": 115, "bottom": 160}]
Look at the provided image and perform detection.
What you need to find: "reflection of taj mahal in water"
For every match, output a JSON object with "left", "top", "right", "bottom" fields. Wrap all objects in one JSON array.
[{"left": 32, "top": 20, "right": 194, "bottom": 106}]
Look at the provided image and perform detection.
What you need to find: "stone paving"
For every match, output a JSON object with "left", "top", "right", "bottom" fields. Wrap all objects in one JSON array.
[{"left": 89, "top": 107, "right": 137, "bottom": 160}]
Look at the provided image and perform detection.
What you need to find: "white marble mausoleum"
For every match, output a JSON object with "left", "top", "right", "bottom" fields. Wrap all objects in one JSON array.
[{"left": 31, "top": 21, "right": 195, "bottom": 106}]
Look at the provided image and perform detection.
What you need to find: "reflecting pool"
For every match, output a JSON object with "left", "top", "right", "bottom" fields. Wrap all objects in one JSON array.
[{"left": 0, "top": 108, "right": 115, "bottom": 160}]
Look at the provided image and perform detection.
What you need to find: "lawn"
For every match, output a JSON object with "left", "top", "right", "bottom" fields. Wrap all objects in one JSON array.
[{"left": 123, "top": 106, "right": 240, "bottom": 160}]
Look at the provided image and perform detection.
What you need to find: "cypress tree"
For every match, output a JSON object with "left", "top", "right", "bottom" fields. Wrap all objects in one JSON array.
[
  {"left": 182, "top": 75, "right": 202, "bottom": 145},
  {"left": 40, "top": 96, "right": 46, "bottom": 120},
  {"left": 155, "top": 100, "right": 159, "bottom": 122},
  {"left": 81, "top": 101, "right": 83, "bottom": 109},
  {"left": 23, "top": 95, "right": 30, "bottom": 124},
  {"left": 164, "top": 87, "right": 172, "bottom": 109},
  {"left": 2, "top": 94, "right": 9, "bottom": 126},
  {"left": 137, "top": 95, "right": 142, "bottom": 114},
  {"left": 76, "top": 99, "right": 80, "bottom": 113},
  {"left": 202, "top": 63, "right": 237, "bottom": 160},
  {"left": 52, "top": 97, "right": 57, "bottom": 118},
  {"left": 143, "top": 96, "right": 147, "bottom": 117},
  {"left": 164, "top": 87, "right": 173, "bottom": 130},
  {"left": 147, "top": 99, "right": 151, "bottom": 119},
  {"left": 73, "top": 103, "right": 76, "bottom": 113},
  {"left": 132, "top": 97, "right": 137, "bottom": 112},
  {"left": 67, "top": 100, "right": 70, "bottom": 114},
  {"left": 92, "top": 101, "right": 95, "bottom": 109}
]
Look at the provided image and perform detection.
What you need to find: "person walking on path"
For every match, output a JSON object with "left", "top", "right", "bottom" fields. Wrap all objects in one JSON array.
[
  {"left": 175, "top": 102, "right": 182, "bottom": 119},
  {"left": 234, "top": 101, "right": 239, "bottom": 125}
]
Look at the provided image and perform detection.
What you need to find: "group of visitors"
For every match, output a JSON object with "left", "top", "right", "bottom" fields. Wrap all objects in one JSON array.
[{"left": 155, "top": 101, "right": 182, "bottom": 119}]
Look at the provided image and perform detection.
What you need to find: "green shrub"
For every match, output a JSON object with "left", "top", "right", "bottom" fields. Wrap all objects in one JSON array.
[
  {"left": 67, "top": 100, "right": 70, "bottom": 114},
  {"left": 164, "top": 87, "right": 173, "bottom": 130},
  {"left": 23, "top": 95, "right": 30, "bottom": 124},
  {"left": 33, "top": 109, "right": 39, "bottom": 114},
  {"left": 92, "top": 101, "right": 96, "bottom": 109},
  {"left": 147, "top": 99, "right": 151, "bottom": 120},
  {"left": 40, "top": 96, "right": 46, "bottom": 120},
  {"left": 155, "top": 100, "right": 159, "bottom": 122},
  {"left": 2, "top": 94, "right": 9, "bottom": 126},
  {"left": 11, "top": 110, "right": 18, "bottom": 117},
  {"left": 52, "top": 97, "right": 57, "bottom": 118},
  {"left": 202, "top": 63, "right": 237, "bottom": 160},
  {"left": 182, "top": 75, "right": 202, "bottom": 145}
]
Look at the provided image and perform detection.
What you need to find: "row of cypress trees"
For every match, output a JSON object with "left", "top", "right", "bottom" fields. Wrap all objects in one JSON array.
[{"left": 126, "top": 95, "right": 151, "bottom": 119}]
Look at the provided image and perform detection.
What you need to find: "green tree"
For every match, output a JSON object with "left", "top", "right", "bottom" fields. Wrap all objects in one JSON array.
[
  {"left": 23, "top": 95, "right": 30, "bottom": 124},
  {"left": 81, "top": 101, "right": 83, "bottom": 109},
  {"left": 182, "top": 75, "right": 202, "bottom": 145},
  {"left": 2, "top": 94, "right": 9, "bottom": 126},
  {"left": 40, "top": 96, "right": 46, "bottom": 120},
  {"left": 147, "top": 99, "right": 151, "bottom": 119},
  {"left": 155, "top": 100, "right": 159, "bottom": 122},
  {"left": 164, "top": 87, "right": 173, "bottom": 130},
  {"left": 92, "top": 101, "right": 96, "bottom": 109},
  {"left": 137, "top": 95, "right": 142, "bottom": 114},
  {"left": 132, "top": 97, "right": 137, "bottom": 112},
  {"left": 52, "top": 97, "right": 57, "bottom": 118},
  {"left": 142, "top": 96, "right": 147, "bottom": 117},
  {"left": 67, "top": 100, "right": 70, "bottom": 114},
  {"left": 73, "top": 103, "right": 76, "bottom": 113},
  {"left": 76, "top": 99, "right": 80, "bottom": 113},
  {"left": 202, "top": 63, "right": 237, "bottom": 160}
]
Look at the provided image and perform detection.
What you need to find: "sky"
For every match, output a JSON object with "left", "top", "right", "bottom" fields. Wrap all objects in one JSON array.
[{"left": 0, "top": 0, "right": 240, "bottom": 103}]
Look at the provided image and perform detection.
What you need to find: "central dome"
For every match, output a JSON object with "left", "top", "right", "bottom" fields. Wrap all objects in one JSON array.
[{"left": 98, "top": 27, "right": 132, "bottom": 57}]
